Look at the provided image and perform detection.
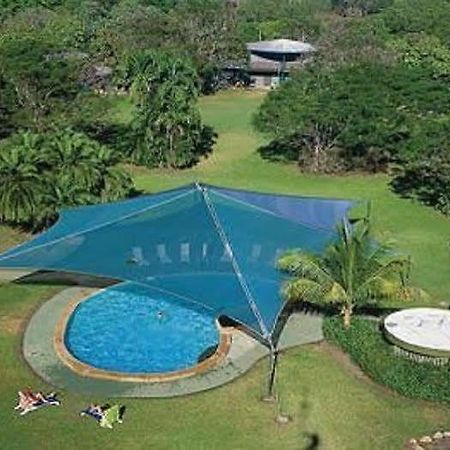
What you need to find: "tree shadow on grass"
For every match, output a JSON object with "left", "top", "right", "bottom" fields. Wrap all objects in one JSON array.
[
  {"left": 303, "top": 433, "right": 320, "bottom": 450},
  {"left": 79, "top": 122, "right": 133, "bottom": 158},
  {"left": 291, "top": 300, "right": 398, "bottom": 320},
  {"left": 257, "top": 138, "right": 299, "bottom": 163}
]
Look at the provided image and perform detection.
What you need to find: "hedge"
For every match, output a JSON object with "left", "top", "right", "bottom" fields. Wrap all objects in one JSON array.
[{"left": 323, "top": 316, "right": 450, "bottom": 403}]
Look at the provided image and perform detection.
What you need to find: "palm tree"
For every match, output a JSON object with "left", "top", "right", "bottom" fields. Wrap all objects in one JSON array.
[
  {"left": 37, "top": 173, "right": 97, "bottom": 228},
  {"left": 0, "top": 129, "right": 134, "bottom": 229},
  {"left": 96, "top": 146, "right": 134, "bottom": 201},
  {"left": 0, "top": 137, "right": 46, "bottom": 224},
  {"left": 41, "top": 131, "right": 134, "bottom": 209},
  {"left": 278, "top": 219, "right": 417, "bottom": 328},
  {"left": 127, "top": 51, "right": 198, "bottom": 101},
  {"left": 127, "top": 50, "right": 213, "bottom": 168},
  {"left": 44, "top": 130, "right": 102, "bottom": 191}
]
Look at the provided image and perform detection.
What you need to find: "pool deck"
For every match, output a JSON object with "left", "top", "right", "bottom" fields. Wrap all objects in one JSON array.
[{"left": 23, "top": 287, "right": 324, "bottom": 398}]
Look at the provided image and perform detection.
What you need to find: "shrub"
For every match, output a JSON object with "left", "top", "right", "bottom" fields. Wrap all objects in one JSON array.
[{"left": 323, "top": 316, "right": 450, "bottom": 403}]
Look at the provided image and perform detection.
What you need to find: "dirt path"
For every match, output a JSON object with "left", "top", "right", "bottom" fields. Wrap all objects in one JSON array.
[{"left": 315, "top": 341, "right": 369, "bottom": 381}]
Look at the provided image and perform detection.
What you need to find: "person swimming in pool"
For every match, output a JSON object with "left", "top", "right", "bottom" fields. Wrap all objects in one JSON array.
[{"left": 156, "top": 310, "right": 164, "bottom": 319}]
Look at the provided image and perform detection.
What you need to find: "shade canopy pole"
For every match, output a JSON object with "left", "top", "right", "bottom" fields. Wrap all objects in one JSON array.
[
  {"left": 196, "top": 183, "right": 280, "bottom": 399},
  {"left": 267, "top": 343, "right": 278, "bottom": 399}
]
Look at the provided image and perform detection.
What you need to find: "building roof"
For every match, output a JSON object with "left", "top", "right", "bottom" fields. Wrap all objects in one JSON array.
[{"left": 246, "top": 39, "right": 316, "bottom": 54}]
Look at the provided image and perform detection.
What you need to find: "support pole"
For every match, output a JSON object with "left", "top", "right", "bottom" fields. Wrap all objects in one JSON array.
[
  {"left": 267, "top": 344, "right": 278, "bottom": 399},
  {"left": 198, "top": 183, "right": 285, "bottom": 412},
  {"left": 267, "top": 342, "right": 290, "bottom": 424}
]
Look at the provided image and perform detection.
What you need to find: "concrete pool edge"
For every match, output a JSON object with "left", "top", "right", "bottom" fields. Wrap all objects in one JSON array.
[
  {"left": 53, "top": 288, "right": 232, "bottom": 383},
  {"left": 23, "top": 287, "right": 324, "bottom": 397}
]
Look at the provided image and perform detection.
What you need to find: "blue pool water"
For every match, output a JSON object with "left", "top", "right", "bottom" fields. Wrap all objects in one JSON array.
[{"left": 65, "top": 283, "right": 219, "bottom": 373}]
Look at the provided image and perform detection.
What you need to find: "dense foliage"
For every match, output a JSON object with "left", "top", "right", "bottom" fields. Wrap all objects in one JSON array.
[
  {"left": 0, "top": 130, "right": 134, "bottom": 229},
  {"left": 331, "top": 0, "right": 393, "bottom": 16},
  {"left": 324, "top": 316, "right": 450, "bottom": 403},
  {"left": 255, "top": 63, "right": 450, "bottom": 173},
  {"left": 391, "top": 155, "right": 450, "bottom": 216},
  {"left": 0, "top": 0, "right": 335, "bottom": 93},
  {"left": 278, "top": 218, "right": 414, "bottom": 327},
  {"left": 128, "top": 51, "right": 215, "bottom": 168},
  {"left": 0, "top": 35, "right": 81, "bottom": 131},
  {"left": 1, "top": 0, "right": 450, "bottom": 218}
]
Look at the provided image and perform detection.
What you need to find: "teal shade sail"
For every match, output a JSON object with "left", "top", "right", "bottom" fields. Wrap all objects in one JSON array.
[{"left": 0, "top": 183, "right": 354, "bottom": 342}]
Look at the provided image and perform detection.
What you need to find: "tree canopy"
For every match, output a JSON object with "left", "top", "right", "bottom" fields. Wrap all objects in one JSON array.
[
  {"left": 0, "top": 130, "right": 135, "bottom": 229},
  {"left": 251, "top": 0, "right": 450, "bottom": 214},
  {"left": 1, "top": 0, "right": 450, "bottom": 220},
  {"left": 128, "top": 51, "right": 215, "bottom": 168},
  {"left": 255, "top": 63, "right": 450, "bottom": 172}
]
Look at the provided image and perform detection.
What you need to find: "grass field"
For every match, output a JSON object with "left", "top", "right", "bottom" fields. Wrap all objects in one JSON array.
[{"left": 1, "top": 90, "right": 450, "bottom": 450}]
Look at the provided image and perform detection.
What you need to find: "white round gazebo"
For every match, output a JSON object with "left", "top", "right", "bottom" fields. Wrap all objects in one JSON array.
[{"left": 384, "top": 308, "right": 450, "bottom": 358}]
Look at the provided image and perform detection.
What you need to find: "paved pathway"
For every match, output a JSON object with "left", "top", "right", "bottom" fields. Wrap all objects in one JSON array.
[{"left": 23, "top": 287, "right": 323, "bottom": 397}]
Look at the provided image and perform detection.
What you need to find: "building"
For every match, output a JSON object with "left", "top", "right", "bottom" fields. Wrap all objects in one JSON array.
[{"left": 246, "top": 38, "right": 315, "bottom": 88}]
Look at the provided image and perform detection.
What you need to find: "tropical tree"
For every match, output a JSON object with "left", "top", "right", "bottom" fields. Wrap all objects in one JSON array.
[
  {"left": 237, "top": 0, "right": 329, "bottom": 42},
  {"left": 391, "top": 153, "right": 450, "bottom": 216},
  {"left": 128, "top": 50, "right": 216, "bottom": 168},
  {"left": 94, "top": 146, "right": 134, "bottom": 202},
  {"left": 387, "top": 34, "right": 450, "bottom": 77},
  {"left": 379, "top": 0, "right": 450, "bottom": 43},
  {"left": 0, "top": 35, "right": 80, "bottom": 131},
  {"left": 0, "top": 133, "right": 47, "bottom": 224},
  {"left": 43, "top": 131, "right": 103, "bottom": 190},
  {"left": 42, "top": 129, "right": 134, "bottom": 208},
  {"left": 0, "top": 75, "right": 16, "bottom": 138},
  {"left": 254, "top": 62, "right": 450, "bottom": 173},
  {"left": 277, "top": 219, "right": 416, "bottom": 328},
  {"left": 0, "top": 130, "right": 134, "bottom": 229},
  {"left": 93, "top": 2, "right": 170, "bottom": 63}
]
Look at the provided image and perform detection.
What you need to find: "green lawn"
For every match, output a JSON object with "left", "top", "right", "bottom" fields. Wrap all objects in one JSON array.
[{"left": 1, "top": 90, "right": 450, "bottom": 450}]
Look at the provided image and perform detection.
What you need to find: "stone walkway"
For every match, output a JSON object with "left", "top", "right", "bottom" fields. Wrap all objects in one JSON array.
[{"left": 23, "top": 287, "right": 324, "bottom": 397}]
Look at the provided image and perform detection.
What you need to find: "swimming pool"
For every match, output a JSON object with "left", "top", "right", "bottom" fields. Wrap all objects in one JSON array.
[{"left": 64, "top": 283, "right": 220, "bottom": 374}]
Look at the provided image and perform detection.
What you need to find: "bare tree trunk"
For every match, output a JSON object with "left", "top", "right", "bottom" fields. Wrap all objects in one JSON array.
[
  {"left": 343, "top": 305, "right": 352, "bottom": 329},
  {"left": 313, "top": 135, "right": 320, "bottom": 173},
  {"left": 168, "top": 128, "right": 175, "bottom": 168}
]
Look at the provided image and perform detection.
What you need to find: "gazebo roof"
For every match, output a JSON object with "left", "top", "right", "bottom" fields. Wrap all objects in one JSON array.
[{"left": 246, "top": 39, "right": 316, "bottom": 55}]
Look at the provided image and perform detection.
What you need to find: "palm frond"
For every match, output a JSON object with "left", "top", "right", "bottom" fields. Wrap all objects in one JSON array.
[
  {"left": 278, "top": 251, "right": 334, "bottom": 285},
  {"left": 282, "top": 278, "right": 330, "bottom": 304},
  {"left": 325, "top": 282, "right": 349, "bottom": 304},
  {"left": 277, "top": 217, "right": 423, "bottom": 321}
]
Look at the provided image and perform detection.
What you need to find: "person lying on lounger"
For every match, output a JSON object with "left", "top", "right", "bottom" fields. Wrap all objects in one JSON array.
[
  {"left": 25, "top": 390, "right": 46, "bottom": 403},
  {"left": 80, "top": 404, "right": 105, "bottom": 422},
  {"left": 16, "top": 390, "right": 48, "bottom": 409},
  {"left": 81, "top": 403, "right": 124, "bottom": 429},
  {"left": 14, "top": 390, "right": 60, "bottom": 415}
]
